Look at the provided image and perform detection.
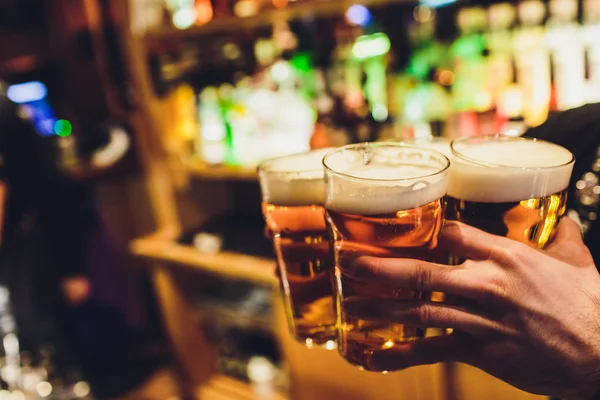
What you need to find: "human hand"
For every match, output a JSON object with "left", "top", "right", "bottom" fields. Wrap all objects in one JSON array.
[{"left": 340, "top": 219, "right": 600, "bottom": 400}]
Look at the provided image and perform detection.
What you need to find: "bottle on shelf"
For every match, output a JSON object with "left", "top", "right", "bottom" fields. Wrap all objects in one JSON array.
[
  {"left": 513, "top": 0, "right": 551, "bottom": 127},
  {"left": 196, "top": 86, "right": 228, "bottom": 165},
  {"left": 485, "top": 3, "right": 516, "bottom": 112},
  {"left": 583, "top": 0, "right": 600, "bottom": 103},
  {"left": 546, "top": 0, "right": 586, "bottom": 111}
]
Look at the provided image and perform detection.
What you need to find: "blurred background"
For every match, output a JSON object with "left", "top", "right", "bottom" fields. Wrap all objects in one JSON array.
[{"left": 0, "top": 0, "right": 597, "bottom": 399}]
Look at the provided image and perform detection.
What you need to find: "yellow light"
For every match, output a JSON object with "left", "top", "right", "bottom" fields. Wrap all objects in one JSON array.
[
  {"left": 351, "top": 33, "right": 391, "bottom": 60},
  {"left": 36, "top": 382, "right": 53, "bottom": 398},
  {"left": 413, "top": 5, "right": 434, "bottom": 22},
  {"left": 234, "top": 0, "right": 258, "bottom": 17},
  {"left": 73, "top": 381, "right": 91, "bottom": 398}
]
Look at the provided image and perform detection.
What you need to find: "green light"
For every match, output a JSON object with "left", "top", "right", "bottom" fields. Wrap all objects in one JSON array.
[
  {"left": 352, "top": 33, "right": 391, "bottom": 61},
  {"left": 53, "top": 119, "right": 72, "bottom": 137}
]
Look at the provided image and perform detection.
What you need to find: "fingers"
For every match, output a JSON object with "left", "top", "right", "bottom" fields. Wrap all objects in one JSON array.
[
  {"left": 340, "top": 255, "right": 483, "bottom": 299},
  {"left": 547, "top": 217, "right": 583, "bottom": 247},
  {"left": 343, "top": 297, "right": 511, "bottom": 335},
  {"left": 367, "top": 333, "right": 470, "bottom": 371},
  {"left": 439, "top": 221, "right": 506, "bottom": 261}
]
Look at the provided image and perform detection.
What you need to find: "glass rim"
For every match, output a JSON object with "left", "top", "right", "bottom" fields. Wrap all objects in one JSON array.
[
  {"left": 322, "top": 142, "right": 451, "bottom": 183},
  {"left": 257, "top": 148, "right": 332, "bottom": 177},
  {"left": 450, "top": 134, "right": 575, "bottom": 170}
]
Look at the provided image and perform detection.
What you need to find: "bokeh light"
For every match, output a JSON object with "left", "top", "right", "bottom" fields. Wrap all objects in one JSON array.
[
  {"left": 346, "top": 5, "right": 372, "bottom": 26},
  {"left": 53, "top": 119, "right": 72, "bottom": 137}
]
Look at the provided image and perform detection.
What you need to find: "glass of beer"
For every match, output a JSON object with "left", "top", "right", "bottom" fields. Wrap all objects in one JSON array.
[
  {"left": 258, "top": 149, "right": 337, "bottom": 349},
  {"left": 448, "top": 135, "right": 575, "bottom": 248},
  {"left": 323, "top": 143, "right": 450, "bottom": 370}
]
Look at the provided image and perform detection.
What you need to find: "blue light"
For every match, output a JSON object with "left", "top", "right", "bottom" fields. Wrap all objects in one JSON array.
[
  {"left": 419, "top": 0, "right": 456, "bottom": 8},
  {"left": 346, "top": 4, "right": 372, "bottom": 26},
  {"left": 6, "top": 81, "right": 48, "bottom": 104}
]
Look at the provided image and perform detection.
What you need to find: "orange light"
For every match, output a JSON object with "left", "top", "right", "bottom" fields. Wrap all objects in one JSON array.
[
  {"left": 437, "top": 69, "right": 455, "bottom": 86},
  {"left": 195, "top": 0, "right": 213, "bottom": 24},
  {"left": 273, "top": 0, "right": 288, "bottom": 8}
]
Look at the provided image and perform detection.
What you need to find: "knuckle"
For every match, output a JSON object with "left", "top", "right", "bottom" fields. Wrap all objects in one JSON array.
[
  {"left": 480, "top": 271, "right": 511, "bottom": 304},
  {"left": 495, "top": 243, "right": 529, "bottom": 267},
  {"left": 417, "top": 304, "right": 432, "bottom": 324},
  {"left": 405, "top": 304, "right": 432, "bottom": 324},
  {"left": 409, "top": 263, "right": 433, "bottom": 290}
]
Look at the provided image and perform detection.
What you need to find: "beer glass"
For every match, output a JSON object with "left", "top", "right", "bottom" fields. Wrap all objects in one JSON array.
[
  {"left": 323, "top": 143, "right": 450, "bottom": 370},
  {"left": 258, "top": 149, "right": 337, "bottom": 349},
  {"left": 448, "top": 135, "right": 575, "bottom": 248}
]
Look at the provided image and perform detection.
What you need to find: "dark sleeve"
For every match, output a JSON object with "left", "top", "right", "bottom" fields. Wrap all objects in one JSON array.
[{"left": 524, "top": 103, "right": 600, "bottom": 160}]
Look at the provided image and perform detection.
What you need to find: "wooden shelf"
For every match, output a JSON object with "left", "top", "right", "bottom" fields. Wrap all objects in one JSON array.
[
  {"left": 197, "top": 374, "right": 288, "bottom": 400},
  {"left": 182, "top": 160, "right": 258, "bottom": 181},
  {"left": 130, "top": 230, "right": 276, "bottom": 286},
  {"left": 144, "top": 0, "right": 414, "bottom": 41}
]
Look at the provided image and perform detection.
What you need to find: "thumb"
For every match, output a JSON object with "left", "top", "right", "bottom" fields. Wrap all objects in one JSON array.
[
  {"left": 545, "top": 217, "right": 594, "bottom": 267},
  {"left": 367, "top": 332, "right": 471, "bottom": 372}
]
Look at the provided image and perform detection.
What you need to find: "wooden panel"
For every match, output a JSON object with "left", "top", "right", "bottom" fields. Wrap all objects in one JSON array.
[
  {"left": 182, "top": 160, "right": 258, "bottom": 182},
  {"left": 151, "top": 265, "right": 217, "bottom": 392}
]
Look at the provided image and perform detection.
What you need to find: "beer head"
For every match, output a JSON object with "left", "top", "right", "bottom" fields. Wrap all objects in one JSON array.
[
  {"left": 323, "top": 143, "right": 450, "bottom": 215},
  {"left": 258, "top": 148, "right": 332, "bottom": 206},
  {"left": 449, "top": 135, "right": 575, "bottom": 203}
]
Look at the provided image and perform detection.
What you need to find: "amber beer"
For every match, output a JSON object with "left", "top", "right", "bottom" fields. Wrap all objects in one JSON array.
[
  {"left": 448, "top": 136, "right": 575, "bottom": 248},
  {"left": 323, "top": 143, "right": 450, "bottom": 370},
  {"left": 258, "top": 149, "right": 336, "bottom": 348}
]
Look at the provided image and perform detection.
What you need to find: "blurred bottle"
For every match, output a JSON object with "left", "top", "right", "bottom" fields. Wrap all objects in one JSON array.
[
  {"left": 196, "top": 87, "right": 227, "bottom": 165},
  {"left": 450, "top": 7, "right": 490, "bottom": 114},
  {"left": 583, "top": 0, "right": 600, "bottom": 103},
  {"left": 546, "top": 0, "right": 585, "bottom": 111},
  {"left": 513, "top": 0, "right": 551, "bottom": 127},
  {"left": 486, "top": 3, "right": 517, "bottom": 110}
]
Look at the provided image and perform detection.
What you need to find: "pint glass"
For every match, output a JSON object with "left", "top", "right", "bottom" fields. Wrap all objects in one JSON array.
[
  {"left": 323, "top": 143, "right": 450, "bottom": 370},
  {"left": 258, "top": 149, "right": 337, "bottom": 348},
  {"left": 448, "top": 135, "right": 575, "bottom": 249}
]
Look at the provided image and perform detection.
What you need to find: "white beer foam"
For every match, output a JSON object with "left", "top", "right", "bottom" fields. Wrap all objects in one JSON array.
[
  {"left": 259, "top": 148, "right": 331, "bottom": 206},
  {"left": 324, "top": 150, "right": 448, "bottom": 215},
  {"left": 448, "top": 139, "right": 574, "bottom": 203}
]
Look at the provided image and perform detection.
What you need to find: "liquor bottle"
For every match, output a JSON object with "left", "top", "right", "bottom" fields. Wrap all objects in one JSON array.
[
  {"left": 450, "top": 7, "right": 490, "bottom": 113},
  {"left": 583, "top": 0, "right": 600, "bottom": 103},
  {"left": 546, "top": 0, "right": 585, "bottom": 111},
  {"left": 513, "top": 0, "right": 551, "bottom": 127},
  {"left": 486, "top": 3, "right": 517, "bottom": 110},
  {"left": 197, "top": 87, "right": 227, "bottom": 165}
]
